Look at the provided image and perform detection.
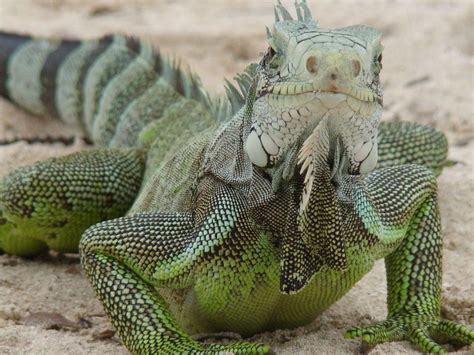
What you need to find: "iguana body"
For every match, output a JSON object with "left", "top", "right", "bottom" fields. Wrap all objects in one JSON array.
[{"left": 0, "top": 2, "right": 472, "bottom": 354}]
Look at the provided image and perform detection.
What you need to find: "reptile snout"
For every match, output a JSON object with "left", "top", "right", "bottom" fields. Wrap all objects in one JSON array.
[
  {"left": 325, "top": 67, "right": 342, "bottom": 92},
  {"left": 305, "top": 53, "right": 361, "bottom": 79},
  {"left": 304, "top": 52, "right": 363, "bottom": 95}
]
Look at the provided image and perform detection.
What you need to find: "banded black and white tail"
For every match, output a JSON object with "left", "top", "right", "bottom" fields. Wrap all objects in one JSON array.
[{"left": 0, "top": 31, "right": 238, "bottom": 147}]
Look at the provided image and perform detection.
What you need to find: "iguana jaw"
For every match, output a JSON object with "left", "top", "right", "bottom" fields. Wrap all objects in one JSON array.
[{"left": 262, "top": 82, "right": 382, "bottom": 105}]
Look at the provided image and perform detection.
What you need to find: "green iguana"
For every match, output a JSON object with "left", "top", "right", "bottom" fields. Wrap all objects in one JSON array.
[{"left": 0, "top": 1, "right": 472, "bottom": 354}]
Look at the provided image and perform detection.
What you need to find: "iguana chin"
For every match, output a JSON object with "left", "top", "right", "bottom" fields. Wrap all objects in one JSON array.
[{"left": 0, "top": 1, "right": 472, "bottom": 354}]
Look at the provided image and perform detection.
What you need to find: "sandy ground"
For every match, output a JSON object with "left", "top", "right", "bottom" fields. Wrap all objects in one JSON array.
[{"left": 0, "top": 0, "right": 473, "bottom": 354}]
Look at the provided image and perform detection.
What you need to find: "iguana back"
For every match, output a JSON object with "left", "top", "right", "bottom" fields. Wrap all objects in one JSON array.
[{"left": 0, "top": 31, "right": 234, "bottom": 255}]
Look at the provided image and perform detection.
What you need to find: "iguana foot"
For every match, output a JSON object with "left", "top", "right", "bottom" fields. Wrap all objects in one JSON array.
[
  {"left": 345, "top": 316, "right": 474, "bottom": 354},
  {"left": 203, "top": 342, "right": 271, "bottom": 354},
  {"left": 192, "top": 333, "right": 272, "bottom": 355},
  {"left": 193, "top": 331, "right": 243, "bottom": 342},
  {"left": 0, "top": 208, "right": 48, "bottom": 256}
]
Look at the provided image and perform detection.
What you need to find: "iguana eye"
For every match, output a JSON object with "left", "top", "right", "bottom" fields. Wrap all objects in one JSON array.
[{"left": 377, "top": 53, "right": 382, "bottom": 64}]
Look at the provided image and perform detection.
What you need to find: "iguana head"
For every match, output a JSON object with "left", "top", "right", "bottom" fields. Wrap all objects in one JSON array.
[{"left": 245, "top": 1, "right": 383, "bottom": 181}]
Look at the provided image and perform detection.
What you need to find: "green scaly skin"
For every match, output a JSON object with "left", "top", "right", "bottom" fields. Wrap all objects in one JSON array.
[{"left": 0, "top": 1, "right": 472, "bottom": 354}]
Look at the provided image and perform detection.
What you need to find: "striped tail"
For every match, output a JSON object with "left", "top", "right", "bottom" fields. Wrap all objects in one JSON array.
[{"left": 0, "top": 31, "right": 228, "bottom": 147}]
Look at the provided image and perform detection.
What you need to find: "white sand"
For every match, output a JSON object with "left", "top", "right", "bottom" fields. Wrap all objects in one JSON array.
[{"left": 0, "top": 1, "right": 473, "bottom": 354}]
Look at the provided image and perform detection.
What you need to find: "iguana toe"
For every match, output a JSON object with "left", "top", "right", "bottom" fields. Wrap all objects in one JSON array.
[{"left": 345, "top": 317, "right": 474, "bottom": 354}]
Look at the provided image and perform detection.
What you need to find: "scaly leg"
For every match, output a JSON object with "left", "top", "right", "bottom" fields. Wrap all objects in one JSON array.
[
  {"left": 377, "top": 121, "right": 448, "bottom": 176},
  {"left": 346, "top": 165, "right": 474, "bottom": 353},
  {"left": 0, "top": 148, "right": 145, "bottom": 255},
  {"left": 80, "top": 184, "right": 271, "bottom": 354}
]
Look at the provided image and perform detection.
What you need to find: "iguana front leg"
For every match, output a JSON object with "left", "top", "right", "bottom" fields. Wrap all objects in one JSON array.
[
  {"left": 296, "top": 118, "right": 472, "bottom": 353},
  {"left": 80, "top": 184, "right": 271, "bottom": 354},
  {"left": 0, "top": 148, "right": 145, "bottom": 255},
  {"left": 345, "top": 165, "right": 474, "bottom": 353}
]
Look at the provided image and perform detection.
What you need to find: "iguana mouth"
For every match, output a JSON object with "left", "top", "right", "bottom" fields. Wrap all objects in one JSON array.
[{"left": 259, "top": 82, "right": 383, "bottom": 105}]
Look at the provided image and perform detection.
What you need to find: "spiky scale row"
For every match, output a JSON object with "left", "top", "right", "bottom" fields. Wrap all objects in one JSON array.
[{"left": 0, "top": 31, "right": 230, "bottom": 149}]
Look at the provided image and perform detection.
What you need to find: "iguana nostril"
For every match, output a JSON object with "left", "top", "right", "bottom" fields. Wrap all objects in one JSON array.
[
  {"left": 330, "top": 73, "right": 337, "bottom": 80},
  {"left": 352, "top": 59, "right": 361, "bottom": 77},
  {"left": 306, "top": 56, "right": 318, "bottom": 74}
]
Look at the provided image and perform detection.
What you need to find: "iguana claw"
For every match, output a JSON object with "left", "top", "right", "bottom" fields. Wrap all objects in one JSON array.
[
  {"left": 345, "top": 317, "right": 474, "bottom": 354},
  {"left": 204, "top": 342, "right": 271, "bottom": 354}
]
